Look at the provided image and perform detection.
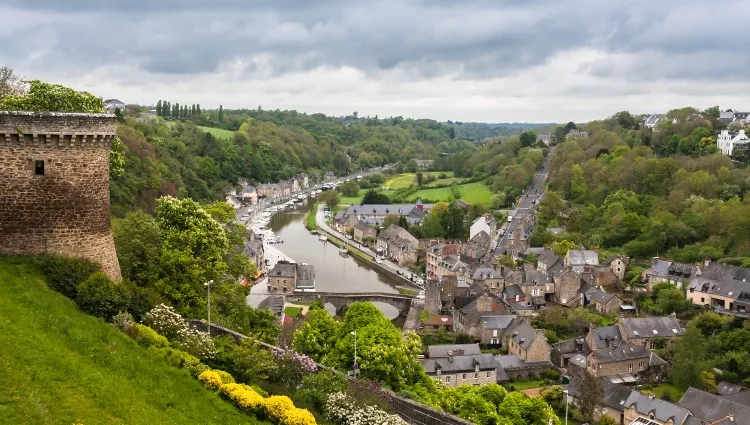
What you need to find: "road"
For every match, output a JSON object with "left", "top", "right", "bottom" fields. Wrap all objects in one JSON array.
[
  {"left": 494, "top": 146, "right": 556, "bottom": 255},
  {"left": 314, "top": 204, "right": 425, "bottom": 291}
]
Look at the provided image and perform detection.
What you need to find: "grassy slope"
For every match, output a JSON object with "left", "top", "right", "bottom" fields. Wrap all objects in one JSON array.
[
  {"left": 0, "top": 256, "right": 261, "bottom": 425},
  {"left": 383, "top": 172, "right": 454, "bottom": 190},
  {"left": 198, "top": 126, "right": 234, "bottom": 140},
  {"left": 409, "top": 182, "right": 493, "bottom": 205}
]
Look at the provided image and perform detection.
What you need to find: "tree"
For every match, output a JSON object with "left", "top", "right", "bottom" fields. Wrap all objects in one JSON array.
[
  {"left": 416, "top": 172, "right": 424, "bottom": 186},
  {"left": 361, "top": 189, "right": 390, "bottom": 204},
  {"left": 539, "top": 191, "right": 565, "bottom": 223},
  {"left": 293, "top": 309, "right": 341, "bottom": 362},
  {"left": 520, "top": 131, "right": 538, "bottom": 148},
  {"left": 597, "top": 415, "right": 619, "bottom": 425},
  {"left": 0, "top": 66, "right": 25, "bottom": 101},
  {"left": 671, "top": 324, "right": 710, "bottom": 391},
  {"left": 692, "top": 312, "right": 728, "bottom": 337},
  {"left": 440, "top": 202, "right": 466, "bottom": 239},
  {"left": 156, "top": 100, "right": 162, "bottom": 117},
  {"left": 218, "top": 104, "right": 224, "bottom": 122},
  {"left": 382, "top": 214, "right": 401, "bottom": 229},
  {"left": 398, "top": 215, "right": 409, "bottom": 229},
  {"left": 0, "top": 79, "right": 104, "bottom": 113},
  {"left": 565, "top": 121, "right": 577, "bottom": 132},
  {"left": 578, "top": 372, "right": 602, "bottom": 422},
  {"left": 332, "top": 151, "right": 351, "bottom": 176},
  {"left": 551, "top": 240, "right": 577, "bottom": 256},
  {"left": 318, "top": 190, "right": 340, "bottom": 209},
  {"left": 196, "top": 104, "right": 201, "bottom": 116},
  {"left": 338, "top": 180, "right": 359, "bottom": 197},
  {"left": 113, "top": 211, "right": 162, "bottom": 287},
  {"left": 76, "top": 272, "right": 128, "bottom": 319},
  {"left": 449, "top": 126, "right": 456, "bottom": 139}
]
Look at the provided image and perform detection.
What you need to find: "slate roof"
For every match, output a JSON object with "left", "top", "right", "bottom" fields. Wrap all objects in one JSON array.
[
  {"left": 646, "top": 259, "right": 696, "bottom": 280},
  {"left": 344, "top": 204, "right": 427, "bottom": 219},
  {"left": 427, "top": 344, "right": 481, "bottom": 358},
  {"left": 592, "top": 343, "right": 650, "bottom": 364},
  {"left": 567, "top": 249, "right": 599, "bottom": 266},
  {"left": 470, "top": 230, "right": 491, "bottom": 247},
  {"left": 473, "top": 267, "right": 502, "bottom": 280},
  {"left": 480, "top": 314, "right": 515, "bottom": 330},
  {"left": 590, "top": 325, "right": 623, "bottom": 349},
  {"left": 701, "top": 263, "right": 750, "bottom": 283},
  {"left": 295, "top": 263, "right": 315, "bottom": 289},
  {"left": 688, "top": 276, "right": 750, "bottom": 300},
  {"left": 679, "top": 387, "right": 750, "bottom": 425},
  {"left": 495, "top": 354, "right": 523, "bottom": 368},
  {"left": 507, "top": 320, "right": 538, "bottom": 349},
  {"left": 421, "top": 353, "right": 499, "bottom": 374},
  {"left": 718, "top": 382, "right": 744, "bottom": 396},
  {"left": 721, "top": 392, "right": 750, "bottom": 407},
  {"left": 588, "top": 290, "right": 619, "bottom": 305},
  {"left": 619, "top": 316, "right": 683, "bottom": 339},
  {"left": 524, "top": 269, "right": 553, "bottom": 286},
  {"left": 625, "top": 390, "right": 691, "bottom": 424},
  {"left": 538, "top": 249, "right": 562, "bottom": 269},
  {"left": 601, "top": 381, "right": 635, "bottom": 411},
  {"left": 270, "top": 261, "right": 296, "bottom": 277},
  {"left": 503, "top": 284, "right": 525, "bottom": 300},
  {"left": 353, "top": 221, "right": 375, "bottom": 232}
]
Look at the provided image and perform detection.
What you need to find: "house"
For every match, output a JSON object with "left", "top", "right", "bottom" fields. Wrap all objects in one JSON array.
[
  {"left": 244, "top": 231, "right": 266, "bottom": 276},
  {"left": 505, "top": 319, "right": 551, "bottom": 363},
  {"left": 506, "top": 213, "right": 535, "bottom": 258},
  {"left": 455, "top": 200, "right": 470, "bottom": 211},
  {"left": 415, "top": 159, "right": 434, "bottom": 169},
  {"left": 585, "top": 324, "right": 623, "bottom": 351},
  {"left": 606, "top": 255, "right": 629, "bottom": 281},
  {"left": 470, "top": 214, "right": 497, "bottom": 240},
  {"left": 537, "top": 133, "right": 551, "bottom": 145},
  {"left": 585, "top": 344, "right": 653, "bottom": 378},
  {"left": 295, "top": 173, "right": 309, "bottom": 189},
  {"left": 376, "top": 224, "right": 419, "bottom": 266},
  {"left": 463, "top": 230, "right": 492, "bottom": 259},
  {"left": 472, "top": 267, "right": 505, "bottom": 294},
  {"left": 436, "top": 255, "right": 472, "bottom": 280},
  {"left": 427, "top": 343, "right": 481, "bottom": 358},
  {"left": 257, "top": 183, "right": 280, "bottom": 200},
  {"left": 268, "top": 261, "right": 315, "bottom": 293},
  {"left": 679, "top": 387, "right": 750, "bottom": 425},
  {"left": 588, "top": 290, "right": 624, "bottom": 315},
  {"left": 225, "top": 194, "right": 241, "bottom": 209},
  {"left": 423, "top": 315, "right": 453, "bottom": 331},
  {"left": 565, "top": 248, "right": 600, "bottom": 274},
  {"left": 644, "top": 113, "right": 666, "bottom": 129},
  {"left": 617, "top": 316, "right": 683, "bottom": 348},
  {"left": 478, "top": 315, "right": 516, "bottom": 346},
  {"left": 426, "top": 243, "right": 461, "bottom": 280},
  {"left": 686, "top": 262, "right": 750, "bottom": 316},
  {"left": 553, "top": 268, "right": 584, "bottom": 306},
  {"left": 566, "top": 129, "right": 589, "bottom": 140},
  {"left": 338, "top": 203, "right": 431, "bottom": 229},
  {"left": 421, "top": 353, "right": 503, "bottom": 387},
  {"left": 642, "top": 258, "right": 697, "bottom": 290},
  {"left": 720, "top": 110, "right": 736, "bottom": 123},
  {"left": 622, "top": 390, "right": 691, "bottom": 425},
  {"left": 104, "top": 99, "right": 125, "bottom": 111},
  {"left": 241, "top": 185, "right": 258, "bottom": 204},
  {"left": 551, "top": 337, "right": 589, "bottom": 368},
  {"left": 453, "top": 292, "right": 507, "bottom": 336},
  {"left": 352, "top": 221, "right": 377, "bottom": 244},
  {"left": 717, "top": 129, "right": 750, "bottom": 156}
]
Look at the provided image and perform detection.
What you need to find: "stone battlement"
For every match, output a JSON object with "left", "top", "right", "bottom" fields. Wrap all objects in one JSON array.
[{"left": 0, "top": 111, "right": 122, "bottom": 280}]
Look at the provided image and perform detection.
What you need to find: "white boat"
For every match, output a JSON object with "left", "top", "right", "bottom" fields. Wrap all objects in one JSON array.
[
  {"left": 339, "top": 248, "right": 349, "bottom": 257},
  {"left": 318, "top": 235, "right": 328, "bottom": 242}
]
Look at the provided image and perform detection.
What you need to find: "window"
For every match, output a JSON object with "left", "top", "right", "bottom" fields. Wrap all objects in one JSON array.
[
  {"left": 462, "top": 374, "right": 466, "bottom": 380},
  {"left": 629, "top": 363, "right": 633, "bottom": 372},
  {"left": 701, "top": 297, "right": 705, "bottom": 303},
  {"left": 34, "top": 160, "right": 45, "bottom": 175},
  {"left": 272, "top": 287, "right": 277, "bottom": 292},
  {"left": 474, "top": 373, "right": 479, "bottom": 379},
  {"left": 639, "top": 361, "right": 644, "bottom": 370},
  {"left": 474, "top": 365, "right": 480, "bottom": 372},
  {"left": 532, "top": 288, "right": 539, "bottom": 296},
  {"left": 445, "top": 376, "right": 451, "bottom": 384},
  {"left": 486, "top": 372, "right": 491, "bottom": 378},
  {"left": 492, "top": 330, "right": 498, "bottom": 337}
]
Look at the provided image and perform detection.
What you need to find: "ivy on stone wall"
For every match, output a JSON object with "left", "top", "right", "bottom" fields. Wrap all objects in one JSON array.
[
  {"left": 110, "top": 136, "right": 125, "bottom": 179},
  {"left": 0, "top": 80, "right": 105, "bottom": 113}
]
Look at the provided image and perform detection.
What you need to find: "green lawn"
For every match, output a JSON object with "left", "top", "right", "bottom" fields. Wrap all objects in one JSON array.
[
  {"left": 198, "top": 126, "right": 234, "bottom": 140},
  {"left": 409, "top": 182, "right": 493, "bottom": 205},
  {"left": 384, "top": 172, "right": 453, "bottom": 190},
  {"left": 339, "top": 189, "right": 366, "bottom": 206},
  {"left": 284, "top": 306, "right": 301, "bottom": 317},
  {"left": 509, "top": 379, "right": 546, "bottom": 391},
  {"left": 305, "top": 203, "right": 319, "bottom": 230},
  {"left": 651, "top": 383, "right": 684, "bottom": 401},
  {"left": 0, "top": 256, "right": 264, "bottom": 425}
]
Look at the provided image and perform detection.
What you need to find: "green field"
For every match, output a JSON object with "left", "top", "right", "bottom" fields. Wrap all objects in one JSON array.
[
  {"left": 0, "top": 256, "right": 263, "bottom": 425},
  {"left": 198, "top": 126, "right": 234, "bottom": 140},
  {"left": 384, "top": 172, "right": 454, "bottom": 190},
  {"left": 339, "top": 189, "right": 366, "bottom": 206},
  {"left": 509, "top": 379, "right": 546, "bottom": 391},
  {"left": 651, "top": 383, "right": 684, "bottom": 401},
  {"left": 410, "top": 182, "right": 493, "bottom": 205}
]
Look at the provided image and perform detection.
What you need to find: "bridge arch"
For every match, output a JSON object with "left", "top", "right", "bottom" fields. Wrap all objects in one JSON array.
[{"left": 285, "top": 292, "right": 415, "bottom": 316}]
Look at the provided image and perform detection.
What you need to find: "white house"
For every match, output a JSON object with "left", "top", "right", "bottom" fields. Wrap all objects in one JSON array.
[
  {"left": 717, "top": 130, "right": 749, "bottom": 156},
  {"left": 104, "top": 99, "right": 125, "bottom": 111},
  {"left": 470, "top": 214, "right": 497, "bottom": 241}
]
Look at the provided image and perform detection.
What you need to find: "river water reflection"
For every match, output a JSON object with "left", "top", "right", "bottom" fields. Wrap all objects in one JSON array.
[{"left": 268, "top": 200, "right": 402, "bottom": 320}]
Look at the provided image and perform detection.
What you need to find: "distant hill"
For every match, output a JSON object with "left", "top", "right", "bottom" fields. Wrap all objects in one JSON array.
[{"left": 0, "top": 256, "right": 265, "bottom": 425}]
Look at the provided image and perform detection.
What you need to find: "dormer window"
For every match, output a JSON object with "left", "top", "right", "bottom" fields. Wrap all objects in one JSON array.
[{"left": 474, "top": 365, "right": 480, "bottom": 372}]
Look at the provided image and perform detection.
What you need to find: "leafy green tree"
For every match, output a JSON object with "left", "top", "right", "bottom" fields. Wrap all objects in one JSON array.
[
  {"left": 318, "top": 190, "right": 340, "bottom": 209},
  {"left": 0, "top": 79, "right": 104, "bottom": 113},
  {"left": 361, "top": 189, "right": 390, "bottom": 204},
  {"left": 449, "top": 126, "right": 455, "bottom": 139},
  {"left": 113, "top": 210, "right": 162, "bottom": 287},
  {"left": 416, "top": 172, "right": 424, "bottom": 186},
  {"left": 332, "top": 151, "right": 351, "bottom": 175},
  {"left": 692, "top": 312, "right": 729, "bottom": 337},
  {"left": 398, "top": 215, "right": 409, "bottom": 229},
  {"left": 578, "top": 372, "right": 602, "bottom": 422},
  {"left": 551, "top": 240, "right": 577, "bottom": 256},
  {"left": 440, "top": 202, "right": 466, "bottom": 239},
  {"left": 0, "top": 66, "right": 25, "bottom": 100},
  {"left": 539, "top": 191, "right": 565, "bottom": 223},
  {"left": 218, "top": 104, "right": 223, "bottom": 122},
  {"left": 156, "top": 100, "right": 162, "bottom": 117},
  {"left": 293, "top": 309, "right": 341, "bottom": 362},
  {"left": 338, "top": 180, "right": 359, "bottom": 197},
  {"left": 671, "top": 324, "right": 710, "bottom": 391},
  {"left": 382, "top": 214, "right": 401, "bottom": 230},
  {"left": 519, "top": 131, "right": 538, "bottom": 148}
]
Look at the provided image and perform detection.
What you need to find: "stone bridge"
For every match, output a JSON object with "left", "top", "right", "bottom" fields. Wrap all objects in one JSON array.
[{"left": 286, "top": 292, "right": 415, "bottom": 316}]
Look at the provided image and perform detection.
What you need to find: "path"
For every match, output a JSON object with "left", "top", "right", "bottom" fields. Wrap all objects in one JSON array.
[{"left": 402, "top": 300, "right": 424, "bottom": 332}]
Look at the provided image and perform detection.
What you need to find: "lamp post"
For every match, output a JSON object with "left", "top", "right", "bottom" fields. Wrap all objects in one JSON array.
[
  {"left": 563, "top": 389, "right": 569, "bottom": 425},
  {"left": 351, "top": 331, "right": 358, "bottom": 377},
  {"left": 204, "top": 279, "right": 214, "bottom": 334}
]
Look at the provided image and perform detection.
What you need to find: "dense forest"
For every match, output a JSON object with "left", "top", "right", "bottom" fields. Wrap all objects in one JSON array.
[{"left": 536, "top": 109, "right": 750, "bottom": 263}]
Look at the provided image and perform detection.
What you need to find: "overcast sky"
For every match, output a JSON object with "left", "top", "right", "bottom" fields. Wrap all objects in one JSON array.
[{"left": 1, "top": 0, "right": 748, "bottom": 123}]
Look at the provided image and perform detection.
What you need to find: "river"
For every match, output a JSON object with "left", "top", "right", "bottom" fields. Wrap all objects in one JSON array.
[{"left": 253, "top": 199, "right": 403, "bottom": 321}]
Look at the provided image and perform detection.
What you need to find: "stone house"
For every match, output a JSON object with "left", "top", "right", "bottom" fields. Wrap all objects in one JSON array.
[
  {"left": 462, "top": 231, "right": 491, "bottom": 260},
  {"left": 244, "top": 231, "right": 266, "bottom": 276},
  {"left": 643, "top": 258, "right": 697, "bottom": 290},
  {"left": 585, "top": 344, "right": 652, "bottom": 377},
  {"left": 605, "top": 255, "right": 628, "bottom": 281},
  {"left": 622, "top": 390, "right": 691, "bottom": 425},
  {"left": 506, "top": 214, "right": 535, "bottom": 258},
  {"left": 453, "top": 292, "right": 499, "bottom": 335},
  {"left": 423, "top": 315, "right": 453, "bottom": 331},
  {"left": 553, "top": 268, "right": 583, "bottom": 306},
  {"left": 376, "top": 224, "right": 419, "bottom": 266},
  {"left": 472, "top": 267, "right": 505, "bottom": 295},
  {"left": 421, "top": 353, "right": 501, "bottom": 387},
  {"left": 470, "top": 214, "right": 497, "bottom": 241},
  {"left": 268, "top": 261, "right": 297, "bottom": 293},
  {"left": 506, "top": 319, "right": 551, "bottom": 363},
  {"left": 436, "top": 255, "right": 472, "bottom": 280},
  {"left": 686, "top": 262, "right": 750, "bottom": 316},
  {"left": 295, "top": 173, "right": 309, "bottom": 189},
  {"left": 587, "top": 290, "right": 623, "bottom": 315},
  {"left": 240, "top": 185, "right": 258, "bottom": 204},
  {"left": 565, "top": 248, "right": 600, "bottom": 274},
  {"left": 426, "top": 243, "right": 461, "bottom": 280},
  {"left": 478, "top": 315, "right": 516, "bottom": 346},
  {"left": 257, "top": 183, "right": 279, "bottom": 200},
  {"left": 521, "top": 268, "right": 555, "bottom": 302},
  {"left": 352, "top": 221, "right": 377, "bottom": 244},
  {"left": 339, "top": 203, "right": 430, "bottom": 229},
  {"left": 617, "top": 316, "right": 683, "bottom": 349}
]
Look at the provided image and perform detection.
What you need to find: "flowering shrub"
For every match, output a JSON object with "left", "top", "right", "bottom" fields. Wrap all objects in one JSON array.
[
  {"left": 198, "top": 370, "right": 223, "bottom": 392},
  {"left": 270, "top": 348, "right": 318, "bottom": 389},
  {"left": 215, "top": 370, "right": 235, "bottom": 384},
  {"left": 265, "top": 395, "right": 296, "bottom": 422},
  {"left": 220, "top": 383, "right": 267, "bottom": 416},
  {"left": 326, "top": 392, "right": 405, "bottom": 425},
  {"left": 282, "top": 408, "right": 317, "bottom": 425},
  {"left": 112, "top": 311, "right": 134, "bottom": 332},
  {"left": 143, "top": 304, "right": 216, "bottom": 359}
]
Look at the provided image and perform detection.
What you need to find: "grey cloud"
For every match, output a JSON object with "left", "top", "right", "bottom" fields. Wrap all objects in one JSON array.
[{"left": 0, "top": 0, "right": 748, "bottom": 84}]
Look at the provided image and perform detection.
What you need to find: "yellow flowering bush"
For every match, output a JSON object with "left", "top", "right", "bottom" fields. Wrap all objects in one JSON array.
[
  {"left": 198, "top": 370, "right": 223, "bottom": 392},
  {"left": 265, "top": 395, "right": 295, "bottom": 422},
  {"left": 282, "top": 408, "right": 317, "bottom": 425},
  {"left": 216, "top": 370, "right": 235, "bottom": 384},
  {"left": 221, "top": 383, "right": 267, "bottom": 416}
]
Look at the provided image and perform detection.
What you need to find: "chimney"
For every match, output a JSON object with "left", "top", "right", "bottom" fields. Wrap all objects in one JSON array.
[
  {"left": 704, "top": 255, "right": 711, "bottom": 268},
  {"left": 594, "top": 247, "right": 600, "bottom": 255},
  {"left": 515, "top": 295, "right": 519, "bottom": 302}
]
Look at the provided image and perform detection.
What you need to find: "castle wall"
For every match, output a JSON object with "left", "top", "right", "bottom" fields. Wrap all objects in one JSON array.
[{"left": 0, "top": 111, "right": 122, "bottom": 280}]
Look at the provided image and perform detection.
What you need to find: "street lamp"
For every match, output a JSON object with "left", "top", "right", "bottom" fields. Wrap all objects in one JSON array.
[
  {"left": 563, "top": 389, "right": 569, "bottom": 425},
  {"left": 204, "top": 280, "right": 214, "bottom": 334},
  {"left": 351, "top": 331, "right": 358, "bottom": 377}
]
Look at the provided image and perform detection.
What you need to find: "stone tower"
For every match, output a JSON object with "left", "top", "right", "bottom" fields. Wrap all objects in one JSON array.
[{"left": 0, "top": 111, "right": 122, "bottom": 280}]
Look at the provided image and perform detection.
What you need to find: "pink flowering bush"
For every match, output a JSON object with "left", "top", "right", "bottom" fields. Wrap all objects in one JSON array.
[{"left": 270, "top": 348, "right": 318, "bottom": 389}]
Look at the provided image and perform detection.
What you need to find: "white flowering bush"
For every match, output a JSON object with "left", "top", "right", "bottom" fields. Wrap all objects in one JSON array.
[
  {"left": 143, "top": 304, "right": 216, "bottom": 360},
  {"left": 325, "top": 392, "right": 405, "bottom": 425}
]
